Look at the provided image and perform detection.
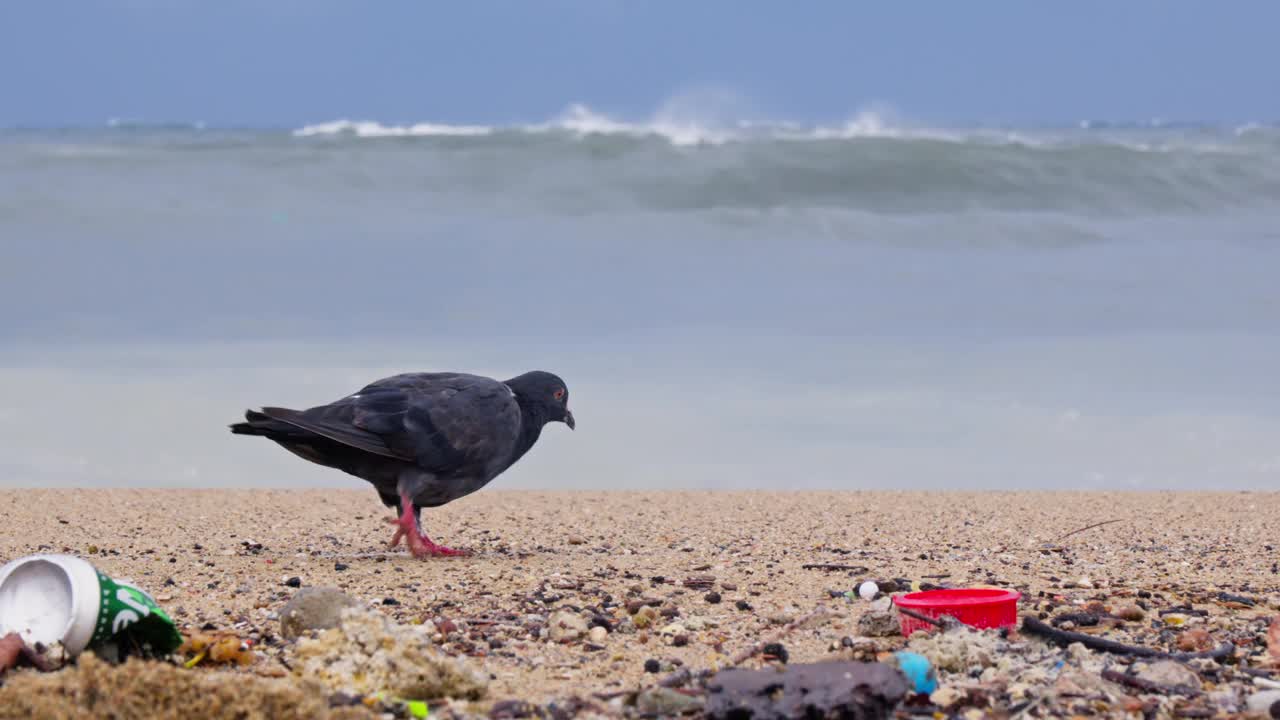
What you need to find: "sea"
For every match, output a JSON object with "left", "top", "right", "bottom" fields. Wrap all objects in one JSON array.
[{"left": 2, "top": 107, "right": 1279, "bottom": 490}]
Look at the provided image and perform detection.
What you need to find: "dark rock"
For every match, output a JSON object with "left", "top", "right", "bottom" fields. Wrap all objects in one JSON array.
[
  {"left": 284, "top": 576, "right": 302, "bottom": 588},
  {"left": 705, "top": 591, "right": 722, "bottom": 604},
  {"left": 705, "top": 661, "right": 908, "bottom": 720},
  {"left": 644, "top": 658, "right": 661, "bottom": 673},
  {"left": 334, "top": 563, "right": 349, "bottom": 572},
  {"left": 735, "top": 600, "right": 753, "bottom": 611},
  {"left": 489, "top": 699, "right": 540, "bottom": 718},
  {"left": 382, "top": 597, "right": 400, "bottom": 606},
  {"left": 762, "top": 642, "right": 789, "bottom": 663}
]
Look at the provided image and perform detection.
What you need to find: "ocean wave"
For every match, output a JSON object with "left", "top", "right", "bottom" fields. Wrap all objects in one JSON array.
[{"left": 290, "top": 104, "right": 1263, "bottom": 155}]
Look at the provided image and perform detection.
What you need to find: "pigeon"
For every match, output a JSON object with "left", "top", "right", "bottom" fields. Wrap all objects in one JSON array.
[{"left": 230, "top": 370, "right": 573, "bottom": 557}]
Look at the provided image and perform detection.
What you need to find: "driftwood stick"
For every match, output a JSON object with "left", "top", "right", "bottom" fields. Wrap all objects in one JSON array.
[
  {"left": 897, "top": 606, "right": 948, "bottom": 629},
  {"left": 1023, "top": 616, "right": 1233, "bottom": 662},
  {"left": 1101, "top": 668, "right": 1201, "bottom": 696},
  {"left": 1052, "top": 518, "right": 1124, "bottom": 543},
  {"left": 800, "top": 563, "right": 870, "bottom": 573}
]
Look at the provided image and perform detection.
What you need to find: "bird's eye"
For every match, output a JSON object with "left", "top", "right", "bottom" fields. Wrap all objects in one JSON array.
[{"left": 553, "top": 388, "right": 566, "bottom": 401}]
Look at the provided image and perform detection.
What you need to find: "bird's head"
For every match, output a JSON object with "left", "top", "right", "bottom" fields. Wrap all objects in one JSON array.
[{"left": 506, "top": 371, "right": 575, "bottom": 430}]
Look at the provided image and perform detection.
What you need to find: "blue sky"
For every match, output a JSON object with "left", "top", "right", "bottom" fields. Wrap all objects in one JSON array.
[{"left": 2, "top": 0, "right": 1278, "bottom": 127}]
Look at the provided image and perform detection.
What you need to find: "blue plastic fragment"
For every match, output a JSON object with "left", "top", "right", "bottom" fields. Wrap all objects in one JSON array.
[{"left": 893, "top": 651, "right": 938, "bottom": 695}]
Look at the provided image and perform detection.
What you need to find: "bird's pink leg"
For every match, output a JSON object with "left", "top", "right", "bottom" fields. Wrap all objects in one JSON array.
[{"left": 385, "top": 493, "right": 470, "bottom": 558}]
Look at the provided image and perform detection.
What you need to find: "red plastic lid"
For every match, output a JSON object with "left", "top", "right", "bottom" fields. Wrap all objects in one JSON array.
[{"left": 894, "top": 588, "right": 1021, "bottom": 608}]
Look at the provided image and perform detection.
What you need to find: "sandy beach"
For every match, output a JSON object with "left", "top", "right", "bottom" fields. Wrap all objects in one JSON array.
[{"left": 1, "top": 489, "right": 1277, "bottom": 717}]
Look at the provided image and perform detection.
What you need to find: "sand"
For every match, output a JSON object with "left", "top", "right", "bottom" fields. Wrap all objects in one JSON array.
[{"left": 1, "top": 489, "right": 1277, "bottom": 716}]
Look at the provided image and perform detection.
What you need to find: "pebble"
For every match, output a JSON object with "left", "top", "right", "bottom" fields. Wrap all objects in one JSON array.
[
  {"left": 633, "top": 606, "right": 658, "bottom": 629},
  {"left": 735, "top": 600, "right": 753, "bottom": 611},
  {"left": 587, "top": 626, "right": 608, "bottom": 644},
  {"left": 643, "top": 658, "right": 660, "bottom": 673},
  {"left": 636, "top": 687, "right": 704, "bottom": 715},
  {"left": 547, "top": 610, "right": 589, "bottom": 642},
  {"left": 1245, "top": 691, "right": 1280, "bottom": 718},
  {"left": 284, "top": 576, "right": 302, "bottom": 588},
  {"left": 1114, "top": 605, "right": 1145, "bottom": 621},
  {"left": 1134, "top": 659, "right": 1201, "bottom": 690},
  {"left": 761, "top": 642, "right": 788, "bottom": 663},
  {"left": 567, "top": 534, "right": 586, "bottom": 545},
  {"left": 334, "top": 563, "right": 348, "bottom": 572},
  {"left": 278, "top": 587, "right": 360, "bottom": 640},
  {"left": 704, "top": 591, "right": 722, "bottom": 604},
  {"left": 857, "top": 609, "right": 900, "bottom": 637},
  {"left": 930, "top": 686, "right": 964, "bottom": 708}
]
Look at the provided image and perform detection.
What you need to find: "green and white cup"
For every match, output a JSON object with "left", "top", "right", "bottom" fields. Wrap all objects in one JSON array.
[{"left": 0, "top": 553, "right": 182, "bottom": 656}]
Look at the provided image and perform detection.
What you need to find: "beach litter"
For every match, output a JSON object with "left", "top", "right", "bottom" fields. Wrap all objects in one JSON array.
[
  {"left": 0, "top": 553, "right": 182, "bottom": 667},
  {"left": 893, "top": 587, "right": 1022, "bottom": 636}
]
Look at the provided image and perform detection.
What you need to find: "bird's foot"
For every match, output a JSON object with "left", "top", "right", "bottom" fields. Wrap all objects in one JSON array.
[{"left": 384, "top": 516, "right": 470, "bottom": 558}]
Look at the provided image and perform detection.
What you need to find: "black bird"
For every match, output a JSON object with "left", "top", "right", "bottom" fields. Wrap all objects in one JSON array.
[{"left": 230, "top": 370, "right": 573, "bottom": 557}]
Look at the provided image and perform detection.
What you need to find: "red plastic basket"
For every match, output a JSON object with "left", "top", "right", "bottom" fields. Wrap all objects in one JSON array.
[{"left": 892, "top": 588, "right": 1022, "bottom": 636}]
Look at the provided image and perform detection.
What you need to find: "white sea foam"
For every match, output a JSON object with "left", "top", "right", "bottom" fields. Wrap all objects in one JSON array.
[
  {"left": 292, "top": 119, "right": 493, "bottom": 137},
  {"left": 290, "top": 104, "right": 1262, "bottom": 154}
]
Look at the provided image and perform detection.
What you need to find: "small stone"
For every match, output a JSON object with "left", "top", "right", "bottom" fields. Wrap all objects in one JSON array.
[
  {"left": 334, "top": 563, "right": 348, "bottom": 572},
  {"left": 735, "top": 600, "right": 752, "bottom": 611},
  {"left": 1134, "top": 660, "right": 1201, "bottom": 691},
  {"left": 704, "top": 591, "right": 722, "bottom": 604},
  {"left": 857, "top": 609, "right": 900, "bottom": 637},
  {"left": 548, "top": 610, "right": 590, "bottom": 642},
  {"left": 1114, "top": 605, "right": 1145, "bottom": 622},
  {"left": 1077, "top": 576, "right": 1094, "bottom": 589},
  {"left": 588, "top": 626, "right": 608, "bottom": 644},
  {"left": 767, "top": 613, "right": 795, "bottom": 626},
  {"left": 568, "top": 534, "right": 586, "bottom": 545},
  {"left": 1245, "top": 690, "right": 1280, "bottom": 717},
  {"left": 637, "top": 687, "right": 704, "bottom": 716},
  {"left": 762, "top": 642, "right": 788, "bottom": 663},
  {"left": 721, "top": 582, "right": 738, "bottom": 591},
  {"left": 644, "top": 658, "right": 661, "bottom": 673},
  {"left": 1177, "top": 628, "right": 1214, "bottom": 652},
  {"left": 382, "top": 597, "right": 399, "bottom": 606},
  {"left": 930, "top": 686, "right": 964, "bottom": 708},
  {"left": 634, "top": 606, "right": 659, "bottom": 629},
  {"left": 284, "top": 577, "right": 302, "bottom": 588},
  {"left": 278, "top": 587, "right": 360, "bottom": 639},
  {"left": 672, "top": 634, "right": 689, "bottom": 647}
]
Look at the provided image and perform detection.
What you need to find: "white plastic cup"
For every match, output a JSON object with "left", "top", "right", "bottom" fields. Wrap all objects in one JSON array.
[{"left": 0, "top": 553, "right": 182, "bottom": 656}]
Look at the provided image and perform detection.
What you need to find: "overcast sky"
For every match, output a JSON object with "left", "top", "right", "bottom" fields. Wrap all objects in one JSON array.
[{"left": 2, "top": 0, "right": 1278, "bottom": 127}]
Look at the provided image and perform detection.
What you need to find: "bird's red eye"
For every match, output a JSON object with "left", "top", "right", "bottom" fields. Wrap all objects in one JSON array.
[{"left": 553, "top": 388, "right": 565, "bottom": 401}]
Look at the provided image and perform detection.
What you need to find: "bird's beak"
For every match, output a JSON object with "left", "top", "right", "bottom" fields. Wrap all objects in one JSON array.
[{"left": 564, "top": 410, "right": 575, "bottom": 431}]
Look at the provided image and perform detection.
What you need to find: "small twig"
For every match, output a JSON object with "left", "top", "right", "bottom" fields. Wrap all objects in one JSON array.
[
  {"left": 800, "top": 563, "right": 869, "bottom": 573},
  {"left": 1023, "top": 616, "right": 1233, "bottom": 662},
  {"left": 1101, "top": 668, "right": 1201, "bottom": 697},
  {"left": 897, "top": 606, "right": 948, "bottom": 629},
  {"left": 1052, "top": 518, "right": 1124, "bottom": 544}
]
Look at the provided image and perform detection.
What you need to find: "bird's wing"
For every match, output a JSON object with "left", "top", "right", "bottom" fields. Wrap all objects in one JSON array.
[
  {"left": 348, "top": 373, "right": 522, "bottom": 476},
  {"left": 257, "top": 405, "right": 408, "bottom": 461}
]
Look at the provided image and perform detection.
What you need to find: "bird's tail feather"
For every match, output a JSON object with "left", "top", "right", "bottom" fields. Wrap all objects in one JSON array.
[{"left": 230, "top": 409, "right": 300, "bottom": 437}]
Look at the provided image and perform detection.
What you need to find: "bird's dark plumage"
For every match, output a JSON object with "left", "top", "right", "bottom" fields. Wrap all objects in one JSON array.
[{"left": 231, "top": 370, "right": 573, "bottom": 557}]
